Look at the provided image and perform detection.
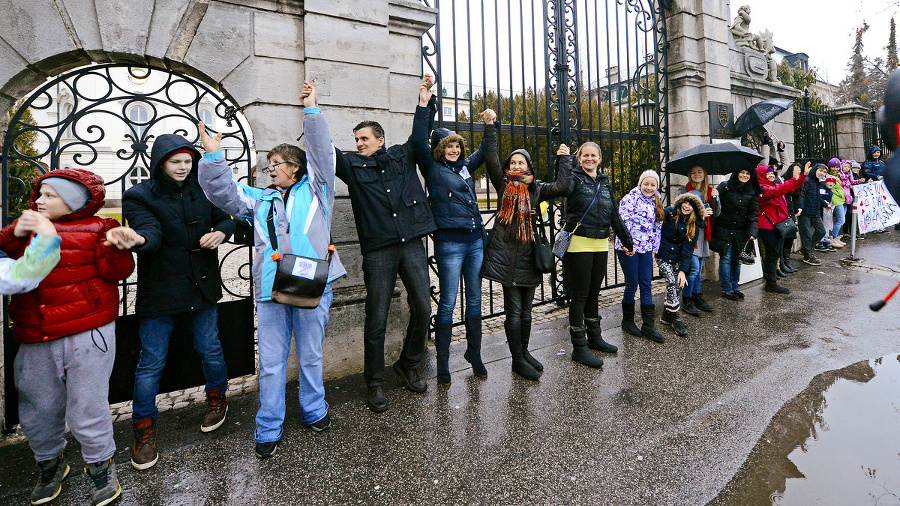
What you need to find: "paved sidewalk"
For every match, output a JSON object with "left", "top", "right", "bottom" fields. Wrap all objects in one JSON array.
[{"left": 1, "top": 234, "right": 899, "bottom": 505}]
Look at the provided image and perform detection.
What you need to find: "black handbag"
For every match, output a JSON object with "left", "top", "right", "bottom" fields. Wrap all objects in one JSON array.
[
  {"left": 761, "top": 211, "right": 798, "bottom": 238},
  {"left": 738, "top": 239, "right": 756, "bottom": 265},
  {"left": 266, "top": 202, "right": 332, "bottom": 309},
  {"left": 532, "top": 209, "right": 555, "bottom": 273}
]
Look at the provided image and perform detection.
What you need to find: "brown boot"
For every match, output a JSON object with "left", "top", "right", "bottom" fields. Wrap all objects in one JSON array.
[
  {"left": 201, "top": 389, "right": 228, "bottom": 433},
  {"left": 131, "top": 418, "right": 158, "bottom": 470}
]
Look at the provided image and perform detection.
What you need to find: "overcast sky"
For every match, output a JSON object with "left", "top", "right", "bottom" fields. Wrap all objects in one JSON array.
[{"left": 746, "top": 0, "right": 900, "bottom": 84}]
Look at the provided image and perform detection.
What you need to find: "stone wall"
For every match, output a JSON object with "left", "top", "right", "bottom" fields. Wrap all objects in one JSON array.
[{"left": 0, "top": 0, "right": 436, "bottom": 430}]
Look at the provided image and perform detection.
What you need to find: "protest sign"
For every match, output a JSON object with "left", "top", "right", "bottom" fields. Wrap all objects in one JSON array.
[{"left": 853, "top": 181, "right": 900, "bottom": 233}]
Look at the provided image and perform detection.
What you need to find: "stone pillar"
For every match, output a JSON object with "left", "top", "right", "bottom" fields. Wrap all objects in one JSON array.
[{"left": 834, "top": 104, "right": 869, "bottom": 161}]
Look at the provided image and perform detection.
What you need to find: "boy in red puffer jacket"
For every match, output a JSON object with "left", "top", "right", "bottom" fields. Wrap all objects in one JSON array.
[{"left": 0, "top": 169, "right": 134, "bottom": 506}]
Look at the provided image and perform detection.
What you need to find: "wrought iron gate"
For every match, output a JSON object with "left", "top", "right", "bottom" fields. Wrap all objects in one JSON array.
[
  {"left": 1, "top": 64, "right": 256, "bottom": 429},
  {"left": 421, "top": 0, "right": 669, "bottom": 330},
  {"left": 793, "top": 89, "right": 839, "bottom": 165}
]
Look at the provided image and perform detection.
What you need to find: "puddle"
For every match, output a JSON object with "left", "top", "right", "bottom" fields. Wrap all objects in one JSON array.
[{"left": 710, "top": 354, "right": 900, "bottom": 505}]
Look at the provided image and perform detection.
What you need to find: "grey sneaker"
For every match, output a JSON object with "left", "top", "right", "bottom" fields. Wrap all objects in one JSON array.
[
  {"left": 85, "top": 459, "right": 121, "bottom": 506},
  {"left": 30, "top": 454, "right": 70, "bottom": 505}
]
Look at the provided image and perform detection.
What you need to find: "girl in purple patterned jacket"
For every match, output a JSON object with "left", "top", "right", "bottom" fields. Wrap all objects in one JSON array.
[{"left": 616, "top": 170, "right": 665, "bottom": 343}]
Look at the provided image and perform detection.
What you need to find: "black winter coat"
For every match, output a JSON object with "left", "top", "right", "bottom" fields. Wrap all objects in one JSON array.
[
  {"left": 710, "top": 173, "right": 761, "bottom": 254},
  {"left": 481, "top": 154, "right": 571, "bottom": 287},
  {"left": 125, "top": 134, "right": 235, "bottom": 317},
  {"left": 563, "top": 167, "right": 634, "bottom": 250},
  {"left": 656, "top": 193, "right": 703, "bottom": 273},
  {"left": 335, "top": 106, "right": 436, "bottom": 255}
]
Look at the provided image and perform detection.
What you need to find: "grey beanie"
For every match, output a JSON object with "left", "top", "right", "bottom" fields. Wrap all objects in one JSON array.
[{"left": 41, "top": 177, "right": 91, "bottom": 212}]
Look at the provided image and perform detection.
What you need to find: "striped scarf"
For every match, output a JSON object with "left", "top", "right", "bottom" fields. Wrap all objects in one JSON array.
[{"left": 498, "top": 171, "right": 534, "bottom": 243}]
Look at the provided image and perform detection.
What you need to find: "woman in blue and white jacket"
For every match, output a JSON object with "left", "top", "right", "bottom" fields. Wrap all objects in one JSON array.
[{"left": 197, "top": 82, "right": 345, "bottom": 459}]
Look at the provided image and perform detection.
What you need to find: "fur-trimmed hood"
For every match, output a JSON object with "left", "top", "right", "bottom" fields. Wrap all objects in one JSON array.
[
  {"left": 672, "top": 191, "right": 704, "bottom": 218},
  {"left": 430, "top": 128, "right": 468, "bottom": 162}
]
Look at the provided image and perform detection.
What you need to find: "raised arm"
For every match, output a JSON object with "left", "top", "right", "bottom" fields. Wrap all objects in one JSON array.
[
  {"left": 197, "top": 123, "right": 258, "bottom": 219},
  {"left": 411, "top": 75, "right": 435, "bottom": 176},
  {"left": 464, "top": 109, "right": 499, "bottom": 172},
  {"left": 537, "top": 146, "right": 573, "bottom": 201},
  {"left": 300, "top": 81, "right": 337, "bottom": 206}
]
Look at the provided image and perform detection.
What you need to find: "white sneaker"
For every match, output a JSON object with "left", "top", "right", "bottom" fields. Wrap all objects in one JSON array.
[{"left": 831, "top": 238, "right": 845, "bottom": 248}]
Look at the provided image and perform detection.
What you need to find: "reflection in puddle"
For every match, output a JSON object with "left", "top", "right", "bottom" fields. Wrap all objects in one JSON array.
[{"left": 711, "top": 355, "right": 900, "bottom": 505}]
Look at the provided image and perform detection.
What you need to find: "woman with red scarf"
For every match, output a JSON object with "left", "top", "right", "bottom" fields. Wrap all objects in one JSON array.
[
  {"left": 676, "top": 165, "right": 718, "bottom": 315},
  {"left": 480, "top": 146, "right": 571, "bottom": 380}
]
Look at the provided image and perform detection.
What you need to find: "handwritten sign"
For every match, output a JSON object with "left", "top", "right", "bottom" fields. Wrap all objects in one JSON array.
[{"left": 853, "top": 181, "right": 900, "bottom": 233}]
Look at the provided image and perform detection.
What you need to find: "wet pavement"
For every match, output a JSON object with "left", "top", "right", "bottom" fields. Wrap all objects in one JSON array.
[{"left": 1, "top": 233, "right": 900, "bottom": 505}]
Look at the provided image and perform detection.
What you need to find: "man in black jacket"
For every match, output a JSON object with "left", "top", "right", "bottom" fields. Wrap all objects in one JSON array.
[
  {"left": 333, "top": 76, "right": 437, "bottom": 412},
  {"left": 105, "top": 134, "right": 234, "bottom": 470}
]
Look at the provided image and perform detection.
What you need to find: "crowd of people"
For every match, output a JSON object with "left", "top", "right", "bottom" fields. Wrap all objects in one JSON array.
[{"left": 1, "top": 75, "right": 891, "bottom": 505}]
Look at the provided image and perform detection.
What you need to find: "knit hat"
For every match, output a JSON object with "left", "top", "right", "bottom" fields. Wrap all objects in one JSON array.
[
  {"left": 165, "top": 148, "right": 198, "bottom": 163},
  {"left": 638, "top": 169, "right": 660, "bottom": 187},
  {"left": 825, "top": 175, "right": 839, "bottom": 184},
  {"left": 40, "top": 176, "right": 91, "bottom": 212},
  {"left": 851, "top": 161, "right": 861, "bottom": 169},
  {"left": 765, "top": 166, "right": 775, "bottom": 173},
  {"left": 827, "top": 157, "right": 841, "bottom": 168}
]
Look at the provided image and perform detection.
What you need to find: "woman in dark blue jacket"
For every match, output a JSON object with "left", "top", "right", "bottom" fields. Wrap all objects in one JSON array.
[
  {"left": 421, "top": 108, "right": 499, "bottom": 386},
  {"left": 655, "top": 192, "right": 704, "bottom": 337}
]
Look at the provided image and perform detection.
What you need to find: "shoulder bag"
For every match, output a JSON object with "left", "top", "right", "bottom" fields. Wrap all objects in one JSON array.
[
  {"left": 532, "top": 209, "right": 555, "bottom": 273},
  {"left": 266, "top": 200, "right": 333, "bottom": 309},
  {"left": 552, "top": 182, "right": 602, "bottom": 259},
  {"left": 761, "top": 210, "right": 798, "bottom": 238}
]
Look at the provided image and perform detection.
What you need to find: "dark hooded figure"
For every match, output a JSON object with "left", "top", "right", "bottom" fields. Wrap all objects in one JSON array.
[
  {"left": 107, "top": 133, "right": 235, "bottom": 471},
  {"left": 421, "top": 109, "right": 498, "bottom": 386},
  {"left": 481, "top": 147, "right": 570, "bottom": 380},
  {"left": 861, "top": 145, "right": 887, "bottom": 182},
  {"left": 710, "top": 166, "right": 762, "bottom": 300},
  {"left": 655, "top": 191, "right": 705, "bottom": 337}
]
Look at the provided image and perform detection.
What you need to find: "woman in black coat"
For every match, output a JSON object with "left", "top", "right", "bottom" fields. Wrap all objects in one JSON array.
[
  {"left": 481, "top": 146, "right": 570, "bottom": 380},
  {"left": 710, "top": 167, "right": 762, "bottom": 301},
  {"left": 560, "top": 141, "right": 633, "bottom": 370}
]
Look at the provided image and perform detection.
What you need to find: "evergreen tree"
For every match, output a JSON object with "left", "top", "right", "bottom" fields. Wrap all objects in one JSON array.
[
  {"left": 838, "top": 22, "right": 870, "bottom": 106},
  {"left": 6, "top": 102, "right": 41, "bottom": 216},
  {"left": 888, "top": 17, "right": 899, "bottom": 71}
]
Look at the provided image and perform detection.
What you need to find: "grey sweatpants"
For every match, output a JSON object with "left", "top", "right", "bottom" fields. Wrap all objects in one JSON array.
[{"left": 14, "top": 321, "right": 116, "bottom": 464}]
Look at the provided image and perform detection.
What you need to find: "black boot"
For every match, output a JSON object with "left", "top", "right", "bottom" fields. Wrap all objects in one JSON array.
[
  {"left": 776, "top": 267, "right": 788, "bottom": 277},
  {"left": 463, "top": 316, "right": 487, "bottom": 378},
  {"left": 434, "top": 323, "right": 452, "bottom": 386},
  {"left": 585, "top": 317, "right": 618, "bottom": 353},
  {"left": 681, "top": 295, "right": 701, "bottom": 317},
  {"left": 692, "top": 293, "right": 713, "bottom": 312},
  {"left": 764, "top": 271, "right": 790, "bottom": 294},
  {"left": 505, "top": 319, "right": 540, "bottom": 380},
  {"left": 520, "top": 318, "right": 543, "bottom": 372},
  {"left": 640, "top": 304, "right": 665, "bottom": 343},
  {"left": 660, "top": 308, "right": 688, "bottom": 337},
  {"left": 783, "top": 252, "right": 797, "bottom": 273},
  {"left": 570, "top": 326, "right": 603, "bottom": 368},
  {"left": 621, "top": 302, "right": 642, "bottom": 336}
]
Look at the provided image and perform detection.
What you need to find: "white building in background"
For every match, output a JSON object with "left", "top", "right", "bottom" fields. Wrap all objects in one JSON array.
[{"left": 26, "top": 66, "right": 254, "bottom": 207}]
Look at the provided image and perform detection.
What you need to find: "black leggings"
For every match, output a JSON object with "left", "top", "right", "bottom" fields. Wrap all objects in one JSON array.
[
  {"left": 564, "top": 251, "right": 609, "bottom": 327},
  {"left": 759, "top": 228, "right": 783, "bottom": 276},
  {"left": 503, "top": 285, "right": 536, "bottom": 327}
]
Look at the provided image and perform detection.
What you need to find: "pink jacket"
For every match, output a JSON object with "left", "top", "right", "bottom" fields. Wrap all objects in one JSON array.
[{"left": 838, "top": 168, "right": 862, "bottom": 205}]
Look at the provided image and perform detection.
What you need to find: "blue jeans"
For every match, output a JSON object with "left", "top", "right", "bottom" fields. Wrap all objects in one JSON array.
[
  {"left": 617, "top": 250, "right": 654, "bottom": 305},
  {"left": 255, "top": 285, "right": 332, "bottom": 443},
  {"left": 831, "top": 203, "right": 847, "bottom": 238},
  {"left": 132, "top": 305, "right": 227, "bottom": 422},
  {"left": 719, "top": 240, "right": 741, "bottom": 294},
  {"left": 434, "top": 238, "right": 483, "bottom": 325},
  {"left": 686, "top": 255, "right": 705, "bottom": 297}
]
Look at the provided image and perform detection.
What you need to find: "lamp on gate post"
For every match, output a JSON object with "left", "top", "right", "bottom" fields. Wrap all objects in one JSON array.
[
  {"left": 633, "top": 98, "right": 657, "bottom": 130},
  {"left": 631, "top": 59, "right": 657, "bottom": 131}
]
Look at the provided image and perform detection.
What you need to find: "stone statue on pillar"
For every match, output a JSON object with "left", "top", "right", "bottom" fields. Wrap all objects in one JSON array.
[{"left": 730, "top": 5, "right": 781, "bottom": 83}]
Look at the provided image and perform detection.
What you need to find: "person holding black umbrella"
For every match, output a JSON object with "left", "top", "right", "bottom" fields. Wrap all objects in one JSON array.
[{"left": 710, "top": 167, "right": 762, "bottom": 300}]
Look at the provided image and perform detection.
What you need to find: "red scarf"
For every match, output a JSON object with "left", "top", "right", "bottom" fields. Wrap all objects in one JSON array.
[
  {"left": 498, "top": 171, "right": 534, "bottom": 243},
  {"left": 685, "top": 182, "right": 713, "bottom": 244}
]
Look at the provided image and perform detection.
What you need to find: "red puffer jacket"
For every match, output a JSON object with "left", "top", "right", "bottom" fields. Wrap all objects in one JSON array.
[
  {"left": 0, "top": 169, "right": 135, "bottom": 344},
  {"left": 756, "top": 165, "right": 806, "bottom": 230}
]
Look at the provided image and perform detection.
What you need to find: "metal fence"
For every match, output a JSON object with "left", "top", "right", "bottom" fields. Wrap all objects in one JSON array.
[
  {"left": 863, "top": 107, "right": 893, "bottom": 159},
  {"left": 421, "top": 0, "right": 669, "bottom": 331},
  {"left": 793, "top": 89, "right": 838, "bottom": 165}
]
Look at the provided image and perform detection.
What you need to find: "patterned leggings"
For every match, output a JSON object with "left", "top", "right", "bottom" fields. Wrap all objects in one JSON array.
[{"left": 655, "top": 259, "right": 681, "bottom": 313}]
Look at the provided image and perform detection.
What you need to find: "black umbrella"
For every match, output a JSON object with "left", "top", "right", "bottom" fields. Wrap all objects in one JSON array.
[
  {"left": 665, "top": 142, "right": 764, "bottom": 176},
  {"left": 733, "top": 98, "right": 795, "bottom": 137}
]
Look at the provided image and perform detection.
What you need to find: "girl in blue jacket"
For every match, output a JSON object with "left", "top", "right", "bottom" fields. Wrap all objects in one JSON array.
[{"left": 655, "top": 192, "right": 704, "bottom": 337}]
